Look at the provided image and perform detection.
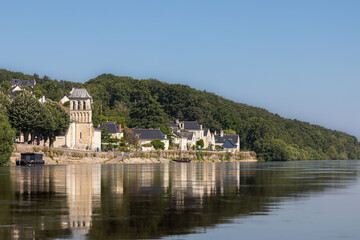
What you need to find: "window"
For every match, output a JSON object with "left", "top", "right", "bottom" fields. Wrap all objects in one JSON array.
[
  {"left": 80, "top": 132, "right": 82, "bottom": 139},
  {"left": 83, "top": 101, "right": 86, "bottom": 110}
]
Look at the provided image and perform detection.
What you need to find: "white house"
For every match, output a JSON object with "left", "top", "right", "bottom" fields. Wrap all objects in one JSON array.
[{"left": 132, "top": 129, "right": 169, "bottom": 151}]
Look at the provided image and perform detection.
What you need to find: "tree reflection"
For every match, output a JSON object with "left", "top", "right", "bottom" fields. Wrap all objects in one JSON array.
[{"left": 0, "top": 161, "right": 357, "bottom": 239}]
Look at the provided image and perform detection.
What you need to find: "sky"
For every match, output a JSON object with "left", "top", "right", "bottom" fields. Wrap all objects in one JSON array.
[{"left": 1, "top": 0, "right": 359, "bottom": 139}]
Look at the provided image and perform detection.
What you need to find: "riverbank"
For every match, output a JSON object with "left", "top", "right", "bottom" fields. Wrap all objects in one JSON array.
[{"left": 10, "top": 144, "right": 257, "bottom": 165}]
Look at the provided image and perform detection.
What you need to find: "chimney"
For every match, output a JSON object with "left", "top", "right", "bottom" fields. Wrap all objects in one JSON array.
[
  {"left": 118, "top": 123, "right": 122, "bottom": 132},
  {"left": 220, "top": 130, "right": 224, "bottom": 137},
  {"left": 200, "top": 124, "right": 203, "bottom": 129},
  {"left": 176, "top": 119, "right": 179, "bottom": 124},
  {"left": 214, "top": 130, "right": 217, "bottom": 135}
]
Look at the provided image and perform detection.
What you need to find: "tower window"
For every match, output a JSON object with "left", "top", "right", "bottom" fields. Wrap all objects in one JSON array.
[
  {"left": 80, "top": 132, "right": 82, "bottom": 139},
  {"left": 83, "top": 101, "right": 86, "bottom": 110}
]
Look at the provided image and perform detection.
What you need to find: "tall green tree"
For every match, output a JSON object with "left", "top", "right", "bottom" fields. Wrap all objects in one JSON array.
[
  {"left": 0, "top": 91, "right": 10, "bottom": 115},
  {"left": 8, "top": 91, "right": 42, "bottom": 142},
  {"left": 0, "top": 115, "right": 15, "bottom": 165},
  {"left": 129, "top": 89, "right": 168, "bottom": 128},
  {"left": 44, "top": 100, "right": 70, "bottom": 146}
]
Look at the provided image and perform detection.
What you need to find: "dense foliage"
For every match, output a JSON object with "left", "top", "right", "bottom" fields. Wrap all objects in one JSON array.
[
  {"left": 0, "top": 114, "right": 15, "bottom": 165},
  {"left": 1, "top": 68, "right": 359, "bottom": 160}
]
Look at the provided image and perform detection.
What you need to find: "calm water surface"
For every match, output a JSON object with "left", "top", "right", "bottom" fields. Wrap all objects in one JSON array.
[{"left": 0, "top": 161, "right": 359, "bottom": 239}]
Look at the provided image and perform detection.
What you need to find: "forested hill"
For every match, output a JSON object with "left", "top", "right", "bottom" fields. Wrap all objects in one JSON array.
[{"left": 1, "top": 69, "right": 359, "bottom": 161}]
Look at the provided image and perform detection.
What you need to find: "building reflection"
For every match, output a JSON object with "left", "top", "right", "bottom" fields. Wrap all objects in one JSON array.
[
  {"left": 11, "top": 164, "right": 101, "bottom": 239},
  {"left": 61, "top": 165, "right": 101, "bottom": 236},
  {"left": 10, "top": 163, "right": 245, "bottom": 239}
]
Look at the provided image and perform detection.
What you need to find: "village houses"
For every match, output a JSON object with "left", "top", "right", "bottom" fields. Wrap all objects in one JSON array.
[
  {"left": 170, "top": 119, "right": 240, "bottom": 152},
  {"left": 7, "top": 78, "right": 240, "bottom": 153}
]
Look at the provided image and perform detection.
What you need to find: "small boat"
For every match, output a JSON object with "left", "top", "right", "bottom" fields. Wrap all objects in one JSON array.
[
  {"left": 16, "top": 153, "right": 45, "bottom": 165},
  {"left": 172, "top": 158, "right": 191, "bottom": 163}
]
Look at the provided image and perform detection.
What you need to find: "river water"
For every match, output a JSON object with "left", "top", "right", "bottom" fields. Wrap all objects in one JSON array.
[{"left": 0, "top": 161, "right": 359, "bottom": 239}]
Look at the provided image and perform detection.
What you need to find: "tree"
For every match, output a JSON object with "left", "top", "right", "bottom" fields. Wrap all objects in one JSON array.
[
  {"left": 253, "top": 139, "right": 291, "bottom": 161},
  {"left": 151, "top": 139, "right": 165, "bottom": 150},
  {"left": 123, "top": 127, "right": 138, "bottom": 148},
  {"left": 8, "top": 91, "right": 42, "bottom": 142},
  {"left": 33, "top": 102, "right": 55, "bottom": 144},
  {"left": 43, "top": 100, "right": 70, "bottom": 146},
  {"left": 101, "top": 126, "right": 110, "bottom": 141},
  {"left": 129, "top": 89, "right": 168, "bottom": 128},
  {"left": 242, "top": 117, "right": 275, "bottom": 150},
  {"left": 196, "top": 139, "right": 204, "bottom": 148},
  {"left": 0, "top": 91, "right": 10, "bottom": 115},
  {"left": 0, "top": 115, "right": 15, "bottom": 165}
]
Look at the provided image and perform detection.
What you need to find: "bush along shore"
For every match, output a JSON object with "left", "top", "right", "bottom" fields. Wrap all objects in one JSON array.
[{"left": 11, "top": 144, "right": 256, "bottom": 165}]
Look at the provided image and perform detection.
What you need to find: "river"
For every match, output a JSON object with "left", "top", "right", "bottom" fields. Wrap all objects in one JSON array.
[{"left": 0, "top": 161, "right": 359, "bottom": 239}]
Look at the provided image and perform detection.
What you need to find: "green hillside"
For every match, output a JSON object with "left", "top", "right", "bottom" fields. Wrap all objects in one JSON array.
[{"left": 1, "top": 69, "right": 359, "bottom": 161}]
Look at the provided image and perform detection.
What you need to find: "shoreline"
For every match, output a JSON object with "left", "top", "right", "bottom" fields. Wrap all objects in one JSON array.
[{"left": 10, "top": 144, "right": 257, "bottom": 166}]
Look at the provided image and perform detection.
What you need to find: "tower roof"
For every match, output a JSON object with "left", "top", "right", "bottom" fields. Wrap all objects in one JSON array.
[{"left": 68, "top": 88, "right": 92, "bottom": 99}]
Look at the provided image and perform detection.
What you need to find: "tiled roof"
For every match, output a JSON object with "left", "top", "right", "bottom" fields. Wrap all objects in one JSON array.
[
  {"left": 10, "top": 79, "right": 36, "bottom": 87},
  {"left": 183, "top": 121, "right": 201, "bottom": 130},
  {"left": 132, "top": 129, "right": 166, "bottom": 140},
  {"left": 215, "top": 135, "right": 239, "bottom": 145},
  {"left": 99, "top": 122, "right": 120, "bottom": 134},
  {"left": 68, "top": 88, "right": 92, "bottom": 99}
]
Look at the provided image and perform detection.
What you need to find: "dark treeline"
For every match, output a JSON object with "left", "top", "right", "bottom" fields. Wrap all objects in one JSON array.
[{"left": 1, "top": 69, "right": 359, "bottom": 161}]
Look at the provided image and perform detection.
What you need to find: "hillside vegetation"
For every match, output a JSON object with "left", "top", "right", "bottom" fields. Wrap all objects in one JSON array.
[{"left": 1, "top": 69, "right": 359, "bottom": 161}]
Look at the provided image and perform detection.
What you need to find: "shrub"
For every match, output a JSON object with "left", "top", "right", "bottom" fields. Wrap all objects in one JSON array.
[
  {"left": 151, "top": 139, "right": 165, "bottom": 150},
  {"left": 225, "top": 152, "right": 233, "bottom": 161},
  {"left": 71, "top": 152, "right": 84, "bottom": 158},
  {"left": 33, "top": 147, "right": 41, "bottom": 152}
]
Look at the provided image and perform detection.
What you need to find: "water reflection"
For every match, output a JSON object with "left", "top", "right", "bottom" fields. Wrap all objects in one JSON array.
[{"left": 0, "top": 161, "right": 358, "bottom": 239}]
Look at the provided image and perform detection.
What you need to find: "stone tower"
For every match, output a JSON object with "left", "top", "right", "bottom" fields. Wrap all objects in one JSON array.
[
  {"left": 53, "top": 88, "right": 101, "bottom": 150},
  {"left": 69, "top": 88, "right": 93, "bottom": 123}
]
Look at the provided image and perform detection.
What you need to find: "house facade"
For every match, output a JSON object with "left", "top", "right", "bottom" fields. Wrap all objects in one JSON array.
[
  {"left": 173, "top": 131, "right": 194, "bottom": 150},
  {"left": 98, "top": 122, "right": 123, "bottom": 139},
  {"left": 132, "top": 129, "right": 169, "bottom": 151},
  {"left": 214, "top": 130, "right": 240, "bottom": 152}
]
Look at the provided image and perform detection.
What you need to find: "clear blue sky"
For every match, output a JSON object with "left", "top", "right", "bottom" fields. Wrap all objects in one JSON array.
[{"left": 1, "top": 0, "right": 359, "bottom": 139}]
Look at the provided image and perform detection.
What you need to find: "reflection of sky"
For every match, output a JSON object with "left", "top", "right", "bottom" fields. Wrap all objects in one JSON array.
[
  {"left": 9, "top": 161, "right": 360, "bottom": 239},
  {"left": 165, "top": 183, "right": 360, "bottom": 240}
]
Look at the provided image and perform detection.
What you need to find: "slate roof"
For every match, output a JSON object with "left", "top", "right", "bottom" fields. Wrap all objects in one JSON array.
[
  {"left": 132, "top": 129, "right": 167, "bottom": 140},
  {"left": 215, "top": 135, "right": 239, "bottom": 145},
  {"left": 99, "top": 122, "right": 120, "bottom": 134},
  {"left": 170, "top": 122, "right": 178, "bottom": 127},
  {"left": 174, "top": 131, "right": 194, "bottom": 141},
  {"left": 10, "top": 79, "right": 36, "bottom": 87},
  {"left": 183, "top": 121, "right": 201, "bottom": 130},
  {"left": 223, "top": 139, "right": 237, "bottom": 149},
  {"left": 9, "top": 85, "right": 24, "bottom": 92},
  {"left": 68, "top": 88, "right": 92, "bottom": 99}
]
